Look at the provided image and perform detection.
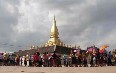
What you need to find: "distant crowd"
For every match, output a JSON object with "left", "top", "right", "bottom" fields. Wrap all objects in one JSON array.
[{"left": 0, "top": 46, "right": 116, "bottom": 67}]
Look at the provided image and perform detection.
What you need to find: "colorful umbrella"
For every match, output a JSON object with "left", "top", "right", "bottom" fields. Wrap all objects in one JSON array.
[
  {"left": 100, "top": 45, "right": 109, "bottom": 50},
  {"left": 99, "top": 44, "right": 109, "bottom": 53}
]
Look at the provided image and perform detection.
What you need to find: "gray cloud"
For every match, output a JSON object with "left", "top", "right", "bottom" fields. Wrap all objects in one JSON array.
[{"left": 0, "top": 0, "right": 116, "bottom": 52}]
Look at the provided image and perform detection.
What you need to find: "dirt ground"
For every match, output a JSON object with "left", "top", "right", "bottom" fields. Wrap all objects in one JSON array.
[{"left": 0, "top": 66, "right": 116, "bottom": 73}]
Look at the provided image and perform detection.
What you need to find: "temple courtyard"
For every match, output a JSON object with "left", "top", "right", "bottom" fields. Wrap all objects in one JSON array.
[{"left": 0, "top": 66, "right": 116, "bottom": 73}]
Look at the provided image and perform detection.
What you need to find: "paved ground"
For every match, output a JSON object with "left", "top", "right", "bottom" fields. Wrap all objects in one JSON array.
[{"left": 0, "top": 66, "right": 116, "bottom": 73}]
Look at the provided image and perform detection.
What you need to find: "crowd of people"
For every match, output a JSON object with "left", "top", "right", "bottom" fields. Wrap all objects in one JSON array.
[{"left": 0, "top": 46, "right": 116, "bottom": 67}]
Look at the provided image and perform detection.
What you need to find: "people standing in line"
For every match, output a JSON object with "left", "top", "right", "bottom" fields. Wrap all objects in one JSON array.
[{"left": 0, "top": 48, "right": 116, "bottom": 67}]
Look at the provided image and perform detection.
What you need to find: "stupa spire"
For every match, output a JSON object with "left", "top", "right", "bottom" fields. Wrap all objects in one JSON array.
[
  {"left": 50, "top": 15, "right": 59, "bottom": 38},
  {"left": 45, "top": 15, "right": 63, "bottom": 46}
]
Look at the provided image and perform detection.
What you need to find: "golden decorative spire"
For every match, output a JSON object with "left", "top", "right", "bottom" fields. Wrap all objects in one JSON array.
[
  {"left": 45, "top": 15, "right": 63, "bottom": 46},
  {"left": 50, "top": 15, "right": 59, "bottom": 38}
]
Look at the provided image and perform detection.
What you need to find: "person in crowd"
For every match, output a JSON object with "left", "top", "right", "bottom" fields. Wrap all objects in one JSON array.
[
  {"left": 78, "top": 53, "right": 82, "bottom": 67},
  {"left": 71, "top": 52, "right": 77, "bottom": 67},
  {"left": 48, "top": 55, "right": 53, "bottom": 67},
  {"left": 112, "top": 49, "right": 116, "bottom": 65},
  {"left": 37, "top": 52, "right": 42, "bottom": 67},
  {"left": 9, "top": 55, "right": 15, "bottom": 66},
  {"left": 68, "top": 56, "right": 72, "bottom": 67},
  {"left": 52, "top": 51, "right": 58, "bottom": 67},
  {"left": 107, "top": 51, "right": 112, "bottom": 66},
  {"left": 0, "top": 53, "right": 3, "bottom": 66},
  {"left": 26, "top": 53, "right": 29, "bottom": 67},
  {"left": 93, "top": 55, "right": 96, "bottom": 67},
  {"left": 90, "top": 54, "right": 93, "bottom": 67},
  {"left": 22, "top": 56, "right": 25, "bottom": 66},
  {"left": 15, "top": 55, "right": 20, "bottom": 66},
  {"left": 86, "top": 51, "right": 91, "bottom": 67},
  {"left": 33, "top": 52, "right": 39, "bottom": 67},
  {"left": 58, "top": 56, "right": 62, "bottom": 67},
  {"left": 29, "top": 55, "right": 34, "bottom": 66},
  {"left": 20, "top": 56, "right": 23, "bottom": 66},
  {"left": 63, "top": 55, "right": 69, "bottom": 67},
  {"left": 96, "top": 49, "right": 100, "bottom": 67},
  {"left": 43, "top": 52, "right": 48, "bottom": 67},
  {"left": 82, "top": 53, "right": 87, "bottom": 67},
  {"left": 99, "top": 54, "right": 104, "bottom": 67},
  {"left": 3, "top": 52, "right": 9, "bottom": 66},
  {"left": 103, "top": 53, "right": 108, "bottom": 66}
]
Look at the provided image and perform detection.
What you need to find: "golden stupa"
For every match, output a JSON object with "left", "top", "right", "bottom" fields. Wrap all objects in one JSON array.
[{"left": 45, "top": 16, "right": 63, "bottom": 46}]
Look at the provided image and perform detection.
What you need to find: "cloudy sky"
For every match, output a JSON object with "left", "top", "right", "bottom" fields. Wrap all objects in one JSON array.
[{"left": 0, "top": 0, "right": 116, "bottom": 52}]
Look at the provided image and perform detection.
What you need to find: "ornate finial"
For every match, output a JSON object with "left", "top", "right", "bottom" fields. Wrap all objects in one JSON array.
[
  {"left": 53, "top": 15, "right": 56, "bottom": 28},
  {"left": 54, "top": 15, "right": 56, "bottom": 21}
]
